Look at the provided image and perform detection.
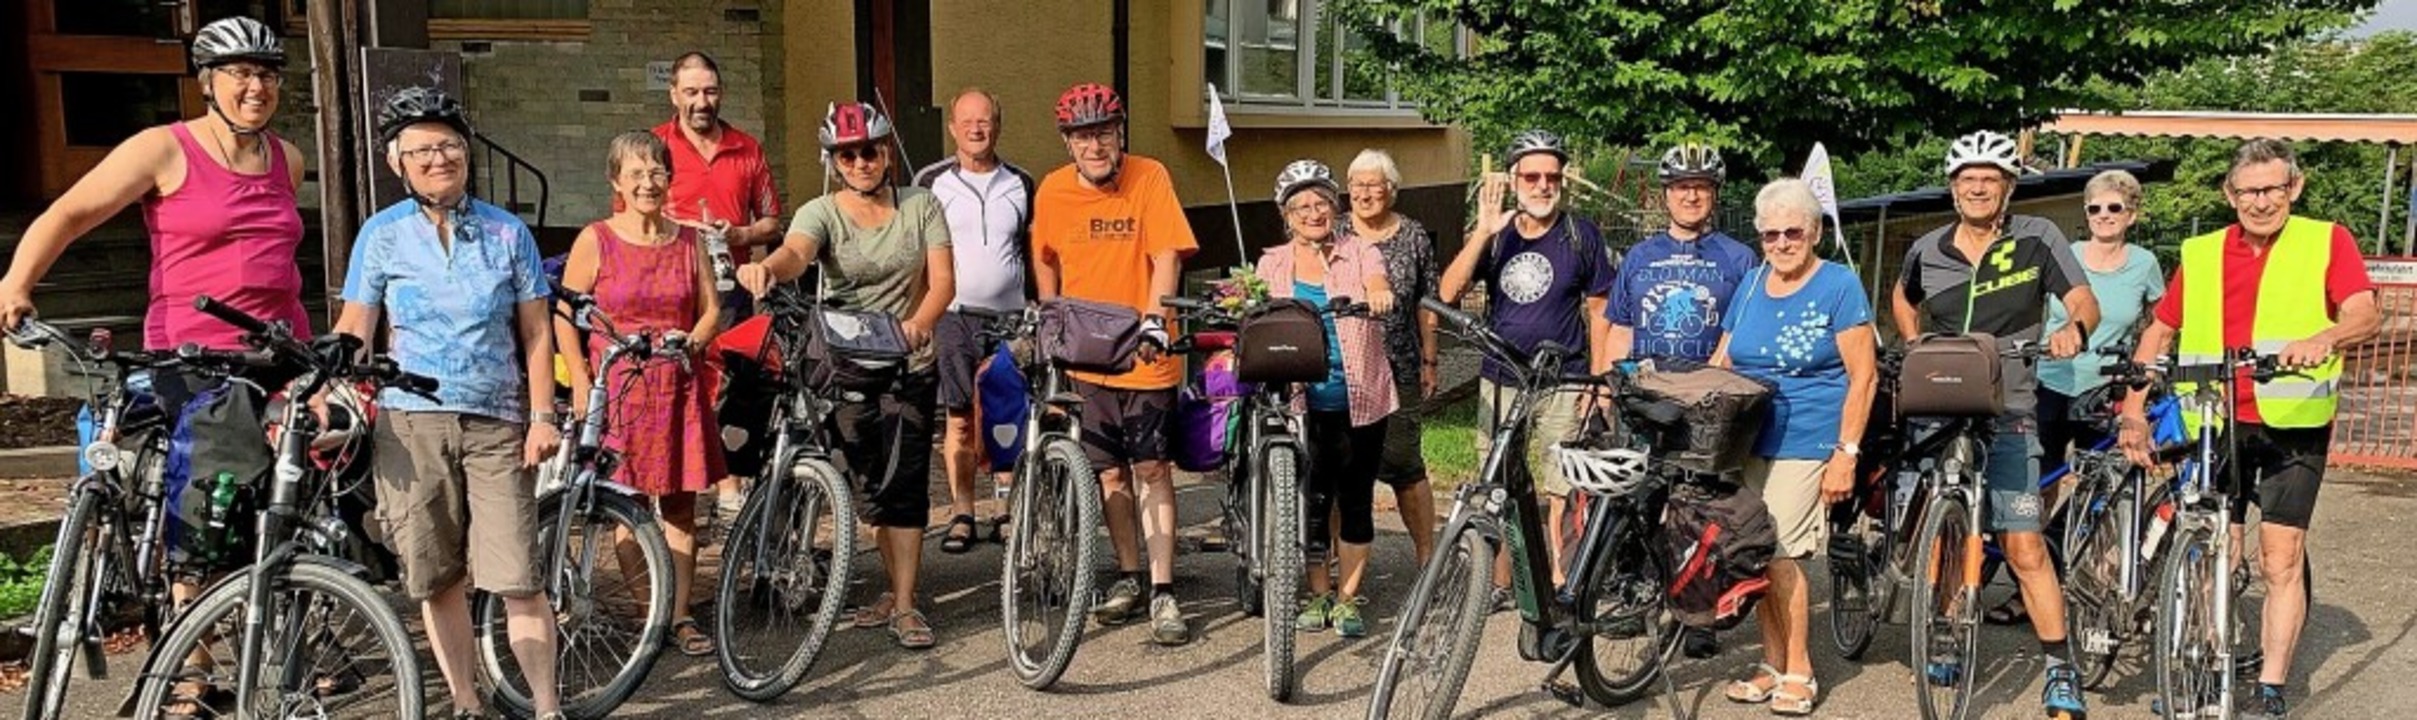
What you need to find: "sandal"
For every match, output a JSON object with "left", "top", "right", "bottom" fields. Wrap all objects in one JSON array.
[
  {"left": 673, "top": 617, "right": 715, "bottom": 657},
  {"left": 888, "top": 608, "right": 937, "bottom": 650},
  {"left": 940, "top": 514, "right": 978, "bottom": 554},
  {"left": 1984, "top": 596, "right": 2029, "bottom": 626},
  {"left": 850, "top": 592, "right": 897, "bottom": 629},
  {"left": 161, "top": 668, "right": 236, "bottom": 719},
  {"left": 1769, "top": 674, "right": 1819, "bottom": 716},
  {"left": 1725, "top": 662, "right": 1781, "bottom": 703}
]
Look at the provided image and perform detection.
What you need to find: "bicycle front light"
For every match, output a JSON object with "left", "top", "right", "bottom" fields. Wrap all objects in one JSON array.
[{"left": 82, "top": 441, "right": 120, "bottom": 473}]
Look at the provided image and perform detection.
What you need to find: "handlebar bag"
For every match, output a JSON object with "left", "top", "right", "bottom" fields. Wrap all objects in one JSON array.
[
  {"left": 1235, "top": 298, "right": 1330, "bottom": 384},
  {"left": 1039, "top": 298, "right": 1144, "bottom": 374},
  {"left": 1896, "top": 332, "right": 2005, "bottom": 418},
  {"left": 1619, "top": 358, "right": 1776, "bottom": 476},
  {"left": 164, "top": 376, "right": 274, "bottom": 571}
]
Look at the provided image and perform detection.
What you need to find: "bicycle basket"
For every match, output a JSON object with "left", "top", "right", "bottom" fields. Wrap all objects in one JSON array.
[{"left": 1617, "top": 358, "right": 1776, "bottom": 476}]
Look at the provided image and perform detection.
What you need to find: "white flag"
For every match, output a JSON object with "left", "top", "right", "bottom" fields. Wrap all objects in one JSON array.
[
  {"left": 1205, "top": 84, "right": 1233, "bottom": 166},
  {"left": 1802, "top": 142, "right": 1841, "bottom": 222}
]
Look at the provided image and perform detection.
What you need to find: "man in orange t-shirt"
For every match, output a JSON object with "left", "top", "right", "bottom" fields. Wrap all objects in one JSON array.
[{"left": 1031, "top": 82, "right": 1199, "bottom": 645}]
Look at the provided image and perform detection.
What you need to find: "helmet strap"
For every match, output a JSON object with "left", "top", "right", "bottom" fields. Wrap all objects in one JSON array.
[{"left": 201, "top": 81, "right": 271, "bottom": 138}]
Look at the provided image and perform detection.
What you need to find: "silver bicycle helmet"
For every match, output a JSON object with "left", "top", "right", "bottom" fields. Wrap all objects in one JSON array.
[
  {"left": 1274, "top": 159, "right": 1339, "bottom": 205},
  {"left": 1505, "top": 129, "right": 1570, "bottom": 169},
  {"left": 1554, "top": 443, "right": 1654, "bottom": 497},
  {"left": 1658, "top": 143, "right": 1725, "bottom": 184},
  {"left": 191, "top": 16, "right": 284, "bottom": 70},
  {"left": 1944, "top": 130, "right": 2022, "bottom": 178}
]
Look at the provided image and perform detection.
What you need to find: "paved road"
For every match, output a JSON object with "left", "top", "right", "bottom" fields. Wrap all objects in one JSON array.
[{"left": 42, "top": 468, "right": 2417, "bottom": 719}]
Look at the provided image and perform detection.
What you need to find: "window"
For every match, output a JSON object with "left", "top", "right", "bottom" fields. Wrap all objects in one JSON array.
[{"left": 1205, "top": 1, "right": 1462, "bottom": 111}]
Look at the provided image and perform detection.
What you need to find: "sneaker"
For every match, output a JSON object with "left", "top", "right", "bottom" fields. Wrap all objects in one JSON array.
[
  {"left": 1331, "top": 597, "right": 1368, "bottom": 639},
  {"left": 1682, "top": 626, "right": 1720, "bottom": 659},
  {"left": 1488, "top": 586, "right": 1515, "bottom": 615},
  {"left": 2239, "top": 684, "right": 2288, "bottom": 720},
  {"left": 1093, "top": 577, "right": 1145, "bottom": 626},
  {"left": 1150, "top": 594, "right": 1191, "bottom": 646},
  {"left": 1296, "top": 593, "right": 1334, "bottom": 632},
  {"left": 2041, "top": 665, "right": 2089, "bottom": 719}
]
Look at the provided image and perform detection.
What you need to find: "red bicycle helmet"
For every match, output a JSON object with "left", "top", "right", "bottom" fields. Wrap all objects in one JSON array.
[
  {"left": 1055, "top": 83, "right": 1125, "bottom": 131},
  {"left": 819, "top": 101, "right": 894, "bottom": 150}
]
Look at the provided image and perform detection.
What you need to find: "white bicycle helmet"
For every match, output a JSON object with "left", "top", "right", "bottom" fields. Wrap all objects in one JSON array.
[
  {"left": 1943, "top": 130, "right": 2021, "bottom": 178},
  {"left": 1658, "top": 143, "right": 1725, "bottom": 184},
  {"left": 1274, "top": 159, "right": 1339, "bottom": 205},
  {"left": 1554, "top": 443, "right": 1654, "bottom": 497},
  {"left": 1505, "top": 129, "right": 1570, "bottom": 169}
]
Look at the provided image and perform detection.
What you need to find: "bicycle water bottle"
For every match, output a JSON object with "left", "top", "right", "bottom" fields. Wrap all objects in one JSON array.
[
  {"left": 206, "top": 471, "right": 239, "bottom": 555},
  {"left": 2140, "top": 499, "right": 2175, "bottom": 563}
]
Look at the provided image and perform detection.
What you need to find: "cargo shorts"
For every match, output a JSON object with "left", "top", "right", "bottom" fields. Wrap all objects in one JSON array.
[{"left": 371, "top": 411, "right": 542, "bottom": 601}]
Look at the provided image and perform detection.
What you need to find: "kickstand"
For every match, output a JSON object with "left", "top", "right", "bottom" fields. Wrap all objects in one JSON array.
[{"left": 1655, "top": 629, "right": 1694, "bottom": 720}]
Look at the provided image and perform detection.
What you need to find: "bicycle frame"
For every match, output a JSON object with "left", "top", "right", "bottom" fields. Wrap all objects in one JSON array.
[
  {"left": 547, "top": 295, "right": 679, "bottom": 602},
  {"left": 2160, "top": 351, "right": 2270, "bottom": 718}
]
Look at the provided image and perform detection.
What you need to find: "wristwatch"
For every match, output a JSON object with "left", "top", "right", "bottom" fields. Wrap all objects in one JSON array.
[{"left": 1834, "top": 442, "right": 1861, "bottom": 457}]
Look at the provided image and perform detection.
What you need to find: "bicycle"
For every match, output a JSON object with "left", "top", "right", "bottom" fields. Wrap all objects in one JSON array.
[
  {"left": 1367, "top": 297, "right": 1690, "bottom": 719},
  {"left": 129, "top": 296, "right": 433, "bottom": 718},
  {"left": 2151, "top": 348, "right": 2292, "bottom": 720},
  {"left": 471, "top": 281, "right": 680, "bottom": 718},
  {"left": 8, "top": 321, "right": 243, "bottom": 719},
  {"left": 1161, "top": 294, "right": 1368, "bottom": 702},
  {"left": 956, "top": 302, "right": 1104, "bottom": 691},
  {"left": 2056, "top": 351, "right": 2186, "bottom": 689},
  {"left": 710, "top": 284, "right": 861, "bottom": 702}
]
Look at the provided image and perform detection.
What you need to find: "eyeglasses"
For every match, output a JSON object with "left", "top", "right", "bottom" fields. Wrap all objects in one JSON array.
[
  {"left": 1067, "top": 127, "right": 1122, "bottom": 148},
  {"left": 1286, "top": 199, "right": 1335, "bottom": 217},
  {"left": 2086, "top": 202, "right": 2129, "bottom": 216},
  {"left": 397, "top": 140, "right": 467, "bottom": 163},
  {"left": 1758, "top": 227, "right": 1808, "bottom": 244},
  {"left": 832, "top": 146, "right": 882, "bottom": 164},
  {"left": 2228, "top": 183, "right": 2291, "bottom": 203},
  {"left": 1349, "top": 181, "right": 1391, "bottom": 192},
  {"left": 1667, "top": 182, "right": 1716, "bottom": 196},
  {"left": 620, "top": 169, "right": 671, "bottom": 184},
  {"left": 1516, "top": 171, "right": 1564, "bottom": 187},
  {"left": 213, "top": 66, "right": 283, "bottom": 88}
]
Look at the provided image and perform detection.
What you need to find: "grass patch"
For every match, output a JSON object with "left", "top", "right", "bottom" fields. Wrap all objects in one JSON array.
[
  {"left": 1419, "top": 394, "right": 1481, "bottom": 490},
  {"left": 0, "top": 546, "right": 53, "bottom": 619}
]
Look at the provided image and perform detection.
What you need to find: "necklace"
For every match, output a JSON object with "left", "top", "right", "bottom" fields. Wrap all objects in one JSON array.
[{"left": 199, "top": 121, "right": 267, "bottom": 175}]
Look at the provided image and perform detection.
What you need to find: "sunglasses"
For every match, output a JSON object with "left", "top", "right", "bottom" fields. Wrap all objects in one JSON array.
[
  {"left": 1758, "top": 227, "right": 1808, "bottom": 244},
  {"left": 2086, "top": 202, "right": 2129, "bottom": 216},
  {"left": 833, "top": 146, "right": 881, "bottom": 163},
  {"left": 1516, "top": 171, "right": 1564, "bottom": 187}
]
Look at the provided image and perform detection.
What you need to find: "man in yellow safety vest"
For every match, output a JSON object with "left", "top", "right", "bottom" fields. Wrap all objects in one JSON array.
[{"left": 2118, "top": 138, "right": 2382, "bottom": 720}]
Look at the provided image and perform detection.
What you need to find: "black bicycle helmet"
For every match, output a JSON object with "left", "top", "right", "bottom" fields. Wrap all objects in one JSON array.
[
  {"left": 377, "top": 86, "right": 473, "bottom": 146},
  {"left": 190, "top": 17, "right": 284, "bottom": 71}
]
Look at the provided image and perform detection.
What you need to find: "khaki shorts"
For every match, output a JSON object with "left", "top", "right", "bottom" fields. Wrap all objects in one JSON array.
[
  {"left": 373, "top": 411, "right": 541, "bottom": 601},
  {"left": 1743, "top": 457, "right": 1830, "bottom": 559},
  {"left": 1475, "top": 379, "right": 1582, "bottom": 497}
]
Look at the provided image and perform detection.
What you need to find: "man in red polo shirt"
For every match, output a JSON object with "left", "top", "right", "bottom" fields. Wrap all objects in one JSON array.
[
  {"left": 653, "top": 51, "right": 783, "bottom": 320},
  {"left": 655, "top": 50, "right": 785, "bottom": 526}
]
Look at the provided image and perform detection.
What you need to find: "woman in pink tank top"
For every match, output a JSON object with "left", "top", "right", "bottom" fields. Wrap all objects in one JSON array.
[{"left": 0, "top": 16, "right": 310, "bottom": 352}]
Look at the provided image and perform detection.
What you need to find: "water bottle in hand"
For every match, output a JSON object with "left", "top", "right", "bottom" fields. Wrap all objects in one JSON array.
[{"left": 701, "top": 200, "right": 736, "bottom": 293}]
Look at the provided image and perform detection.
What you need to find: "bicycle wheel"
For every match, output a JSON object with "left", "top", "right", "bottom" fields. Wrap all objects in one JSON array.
[
  {"left": 131, "top": 562, "right": 424, "bottom": 719},
  {"left": 2154, "top": 526, "right": 2223, "bottom": 719},
  {"left": 1259, "top": 441, "right": 1303, "bottom": 702},
  {"left": 1001, "top": 436, "right": 1101, "bottom": 690},
  {"left": 477, "top": 491, "right": 674, "bottom": 719},
  {"left": 1365, "top": 528, "right": 1491, "bottom": 720},
  {"left": 714, "top": 457, "right": 858, "bottom": 701},
  {"left": 1575, "top": 519, "right": 1677, "bottom": 706},
  {"left": 1909, "top": 491, "right": 1981, "bottom": 720},
  {"left": 2061, "top": 482, "right": 2129, "bottom": 689},
  {"left": 1827, "top": 512, "right": 1885, "bottom": 661},
  {"left": 23, "top": 488, "right": 108, "bottom": 720}
]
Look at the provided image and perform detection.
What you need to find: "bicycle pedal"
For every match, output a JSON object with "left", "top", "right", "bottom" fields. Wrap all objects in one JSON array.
[{"left": 1542, "top": 680, "right": 1584, "bottom": 708}]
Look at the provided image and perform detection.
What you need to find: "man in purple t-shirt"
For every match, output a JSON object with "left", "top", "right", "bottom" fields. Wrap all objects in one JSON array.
[{"left": 1440, "top": 129, "right": 1617, "bottom": 589}]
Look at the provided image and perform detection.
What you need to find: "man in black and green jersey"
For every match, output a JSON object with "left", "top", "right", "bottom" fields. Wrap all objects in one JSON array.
[{"left": 1891, "top": 130, "right": 2101, "bottom": 719}]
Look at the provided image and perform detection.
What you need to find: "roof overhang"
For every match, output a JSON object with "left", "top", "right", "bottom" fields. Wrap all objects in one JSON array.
[{"left": 2041, "top": 110, "right": 2417, "bottom": 145}]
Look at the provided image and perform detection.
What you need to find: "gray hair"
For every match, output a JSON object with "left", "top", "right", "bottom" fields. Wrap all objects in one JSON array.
[
  {"left": 607, "top": 130, "right": 671, "bottom": 181},
  {"left": 1754, "top": 177, "right": 1825, "bottom": 235},
  {"left": 2227, "top": 138, "right": 2303, "bottom": 186},
  {"left": 2083, "top": 169, "right": 2142, "bottom": 208},
  {"left": 1347, "top": 148, "right": 1402, "bottom": 187}
]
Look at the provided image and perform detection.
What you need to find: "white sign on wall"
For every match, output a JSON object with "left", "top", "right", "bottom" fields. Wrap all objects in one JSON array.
[
  {"left": 2368, "top": 257, "right": 2417, "bottom": 286},
  {"left": 647, "top": 61, "right": 673, "bottom": 91}
]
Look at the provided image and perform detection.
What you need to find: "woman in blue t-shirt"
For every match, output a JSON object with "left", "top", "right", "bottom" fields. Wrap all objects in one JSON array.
[{"left": 1710, "top": 178, "right": 1880, "bottom": 716}]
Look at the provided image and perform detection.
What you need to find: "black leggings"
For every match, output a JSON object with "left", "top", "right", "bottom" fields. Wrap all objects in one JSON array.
[
  {"left": 1304, "top": 411, "right": 1386, "bottom": 547},
  {"left": 829, "top": 366, "right": 938, "bottom": 528}
]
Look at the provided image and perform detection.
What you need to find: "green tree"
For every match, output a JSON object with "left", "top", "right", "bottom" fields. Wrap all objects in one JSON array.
[{"left": 1332, "top": 0, "right": 2370, "bottom": 174}]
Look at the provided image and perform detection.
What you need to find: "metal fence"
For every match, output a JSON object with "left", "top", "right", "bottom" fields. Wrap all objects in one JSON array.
[{"left": 2331, "top": 272, "right": 2417, "bottom": 470}]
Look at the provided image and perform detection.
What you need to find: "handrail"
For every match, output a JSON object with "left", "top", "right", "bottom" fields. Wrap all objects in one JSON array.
[{"left": 472, "top": 130, "right": 550, "bottom": 229}]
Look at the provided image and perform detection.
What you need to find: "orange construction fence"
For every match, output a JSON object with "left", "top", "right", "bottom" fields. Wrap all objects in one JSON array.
[{"left": 2332, "top": 258, "right": 2417, "bottom": 470}]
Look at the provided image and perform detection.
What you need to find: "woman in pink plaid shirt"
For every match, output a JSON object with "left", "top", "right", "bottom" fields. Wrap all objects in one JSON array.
[{"left": 1253, "top": 159, "right": 1399, "bottom": 638}]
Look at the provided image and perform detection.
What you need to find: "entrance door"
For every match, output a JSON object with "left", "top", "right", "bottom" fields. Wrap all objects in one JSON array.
[{"left": 24, "top": 0, "right": 254, "bottom": 197}]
